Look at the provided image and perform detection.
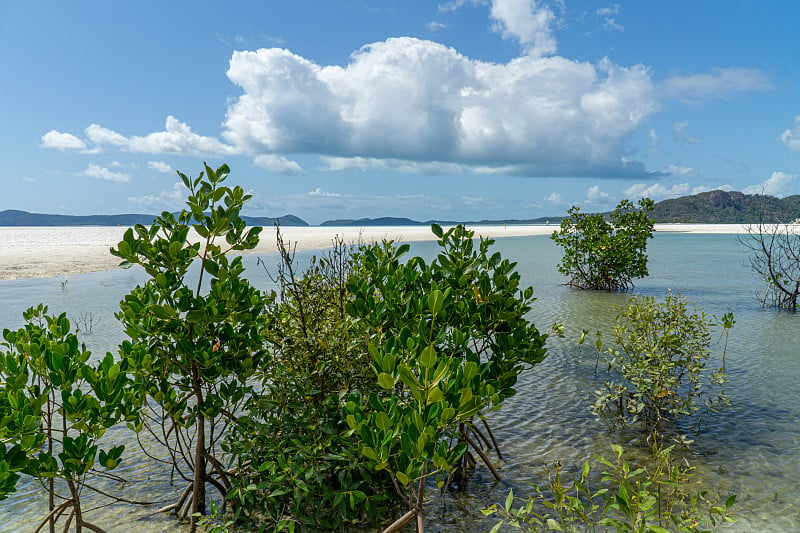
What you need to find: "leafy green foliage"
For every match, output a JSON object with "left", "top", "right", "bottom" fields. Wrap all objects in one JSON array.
[
  {"left": 112, "top": 163, "right": 269, "bottom": 529},
  {"left": 345, "top": 224, "right": 548, "bottom": 527},
  {"left": 0, "top": 305, "right": 138, "bottom": 531},
  {"left": 551, "top": 198, "right": 654, "bottom": 290},
  {"left": 223, "top": 235, "right": 391, "bottom": 532},
  {"left": 592, "top": 293, "right": 730, "bottom": 442},
  {"left": 485, "top": 445, "right": 736, "bottom": 533}
]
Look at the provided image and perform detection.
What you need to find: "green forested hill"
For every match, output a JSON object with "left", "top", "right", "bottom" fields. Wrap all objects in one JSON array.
[{"left": 652, "top": 190, "right": 800, "bottom": 223}]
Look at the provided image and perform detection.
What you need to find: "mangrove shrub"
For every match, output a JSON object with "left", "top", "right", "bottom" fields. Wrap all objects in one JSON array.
[
  {"left": 592, "top": 293, "right": 730, "bottom": 443},
  {"left": 223, "top": 233, "right": 391, "bottom": 531},
  {"left": 112, "top": 163, "right": 269, "bottom": 531},
  {"left": 551, "top": 198, "right": 654, "bottom": 290},
  {"left": 346, "top": 224, "right": 548, "bottom": 531},
  {"left": 0, "top": 305, "right": 139, "bottom": 533}
]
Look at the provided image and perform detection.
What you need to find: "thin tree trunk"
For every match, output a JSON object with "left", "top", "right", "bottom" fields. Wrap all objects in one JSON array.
[{"left": 190, "top": 362, "right": 206, "bottom": 532}]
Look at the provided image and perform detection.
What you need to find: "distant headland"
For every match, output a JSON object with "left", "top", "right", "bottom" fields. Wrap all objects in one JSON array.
[{"left": 0, "top": 209, "right": 308, "bottom": 227}]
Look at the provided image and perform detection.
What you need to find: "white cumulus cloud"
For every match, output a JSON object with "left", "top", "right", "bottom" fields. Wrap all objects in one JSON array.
[
  {"left": 125, "top": 116, "right": 239, "bottom": 156},
  {"left": 779, "top": 116, "right": 800, "bottom": 151},
  {"left": 624, "top": 182, "right": 731, "bottom": 202},
  {"left": 253, "top": 154, "right": 304, "bottom": 175},
  {"left": 223, "top": 38, "right": 658, "bottom": 178},
  {"left": 489, "top": 0, "right": 557, "bottom": 56},
  {"left": 82, "top": 164, "right": 130, "bottom": 183},
  {"left": 742, "top": 171, "right": 797, "bottom": 197},
  {"left": 147, "top": 161, "right": 173, "bottom": 174},
  {"left": 86, "top": 124, "right": 128, "bottom": 147},
  {"left": 586, "top": 185, "right": 610, "bottom": 203},
  {"left": 41, "top": 130, "right": 87, "bottom": 151},
  {"left": 44, "top": 117, "right": 239, "bottom": 157}
]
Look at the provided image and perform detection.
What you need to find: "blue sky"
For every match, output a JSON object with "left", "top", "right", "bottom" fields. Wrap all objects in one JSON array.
[{"left": 2, "top": 0, "right": 798, "bottom": 224}]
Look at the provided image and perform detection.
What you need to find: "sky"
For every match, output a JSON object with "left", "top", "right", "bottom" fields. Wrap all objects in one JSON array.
[{"left": 2, "top": 0, "right": 799, "bottom": 225}]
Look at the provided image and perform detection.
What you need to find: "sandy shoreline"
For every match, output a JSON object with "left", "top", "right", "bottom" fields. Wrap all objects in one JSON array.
[{"left": 0, "top": 223, "right": 751, "bottom": 281}]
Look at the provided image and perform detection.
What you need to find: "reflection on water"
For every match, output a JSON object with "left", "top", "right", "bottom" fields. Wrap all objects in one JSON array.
[{"left": 1, "top": 233, "right": 798, "bottom": 531}]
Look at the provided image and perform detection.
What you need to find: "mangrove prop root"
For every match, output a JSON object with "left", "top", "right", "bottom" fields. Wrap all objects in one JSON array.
[
  {"left": 466, "top": 450, "right": 477, "bottom": 467},
  {"left": 80, "top": 523, "right": 106, "bottom": 533},
  {"left": 180, "top": 491, "right": 195, "bottom": 521},
  {"left": 466, "top": 434, "right": 501, "bottom": 481},
  {"left": 416, "top": 509, "right": 425, "bottom": 533},
  {"left": 482, "top": 418, "right": 503, "bottom": 461},
  {"left": 35, "top": 500, "right": 72, "bottom": 533},
  {"left": 61, "top": 509, "right": 74, "bottom": 533},
  {"left": 173, "top": 483, "right": 193, "bottom": 518},
  {"left": 471, "top": 423, "right": 493, "bottom": 451},
  {"left": 383, "top": 509, "right": 417, "bottom": 533},
  {"left": 155, "top": 503, "right": 179, "bottom": 514}
]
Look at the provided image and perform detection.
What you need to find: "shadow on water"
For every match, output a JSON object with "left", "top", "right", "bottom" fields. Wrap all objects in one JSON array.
[{"left": 1, "top": 233, "right": 799, "bottom": 531}]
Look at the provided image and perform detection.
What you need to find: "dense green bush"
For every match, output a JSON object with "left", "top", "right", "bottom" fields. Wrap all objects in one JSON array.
[
  {"left": 223, "top": 234, "right": 392, "bottom": 531},
  {"left": 345, "top": 224, "right": 548, "bottom": 530},
  {"left": 551, "top": 198, "right": 654, "bottom": 290},
  {"left": 224, "top": 224, "right": 549, "bottom": 532}
]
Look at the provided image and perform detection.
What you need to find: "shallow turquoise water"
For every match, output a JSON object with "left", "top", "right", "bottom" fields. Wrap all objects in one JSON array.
[{"left": 0, "top": 232, "right": 797, "bottom": 532}]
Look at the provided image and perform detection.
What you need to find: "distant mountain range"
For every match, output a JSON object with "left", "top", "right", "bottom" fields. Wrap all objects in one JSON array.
[
  {"left": 0, "top": 209, "right": 309, "bottom": 227},
  {"left": 320, "top": 216, "right": 428, "bottom": 227},
  {"left": 320, "top": 216, "right": 555, "bottom": 226},
  {"left": 3, "top": 190, "right": 799, "bottom": 228}
]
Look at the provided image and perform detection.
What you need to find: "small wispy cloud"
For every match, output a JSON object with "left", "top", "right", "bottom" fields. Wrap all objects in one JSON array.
[
  {"left": 663, "top": 164, "right": 697, "bottom": 178},
  {"left": 307, "top": 187, "right": 342, "bottom": 198},
  {"left": 673, "top": 121, "right": 699, "bottom": 145},
  {"left": 147, "top": 161, "right": 173, "bottom": 174},
  {"left": 129, "top": 181, "right": 189, "bottom": 207},
  {"left": 779, "top": 116, "right": 800, "bottom": 151},
  {"left": 663, "top": 67, "right": 771, "bottom": 103},
  {"left": 82, "top": 164, "right": 130, "bottom": 183},
  {"left": 597, "top": 4, "right": 623, "bottom": 32}
]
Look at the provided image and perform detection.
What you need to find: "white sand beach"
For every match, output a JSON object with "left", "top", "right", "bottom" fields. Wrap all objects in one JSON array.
[{"left": 0, "top": 223, "right": 751, "bottom": 281}]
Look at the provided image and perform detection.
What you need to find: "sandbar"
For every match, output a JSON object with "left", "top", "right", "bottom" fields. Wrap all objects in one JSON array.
[{"left": 0, "top": 223, "right": 750, "bottom": 281}]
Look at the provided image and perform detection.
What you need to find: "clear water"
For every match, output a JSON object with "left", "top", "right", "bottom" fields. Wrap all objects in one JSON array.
[{"left": 0, "top": 233, "right": 798, "bottom": 532}]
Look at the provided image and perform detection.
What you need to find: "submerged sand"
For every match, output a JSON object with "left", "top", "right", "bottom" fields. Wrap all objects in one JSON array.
[{"left": 0, "top": 223, "right": 750, "bottom": 281}]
